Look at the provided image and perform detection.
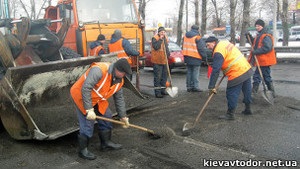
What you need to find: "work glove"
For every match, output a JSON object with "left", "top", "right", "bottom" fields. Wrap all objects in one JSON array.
[
  {"left": 120, "top": 117, "right": 130, "bottom": 128},
  {"left": 209, "top": 88, "right": 217, "bottom": 95},
  {"left": 86, "top": 108, "right": 96, "bottom": 121}
]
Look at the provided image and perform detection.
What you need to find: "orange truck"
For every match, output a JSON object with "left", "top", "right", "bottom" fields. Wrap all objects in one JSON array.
[
  {"left": 45, "top": 0, "right": 145, "bottom": 69},
  {"left": 0, "top": 0, "right": 146, "bottom": 140}
]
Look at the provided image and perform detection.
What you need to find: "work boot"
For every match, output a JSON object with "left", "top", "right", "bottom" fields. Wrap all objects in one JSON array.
[
  {"left": 161, "top": 89, "right": 168, "bottom": 95},
  {"left": 241, "top": 103, "right": 252, "bottom": 115},
  {"left": 155, "top": 93, "right": 163, "bottom": 98},
  {"left": 252, "top": 83, "right": 259, "bottom": 94},
  {"left": 192, "top": 88, "right": 203, "bottom": 92},
  {"left": 155, "top": 89, "right": 163, "bottom": 98},
  {"left": 98, "top": 130, "right": 122, "bottom": 151},
  {"left": 267, "top": 82, "right": 276, "bottom": 98},
  {"left": 78, "top": 134, "right": 96, "bottom": 160},
  {"left": 219, "top": 109, "right": 235, "bottom": 120}
]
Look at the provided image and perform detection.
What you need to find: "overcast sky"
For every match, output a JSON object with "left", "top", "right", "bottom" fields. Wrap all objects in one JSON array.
[{"left": 144, "top": 0, "right": 179, "bottom": 27}]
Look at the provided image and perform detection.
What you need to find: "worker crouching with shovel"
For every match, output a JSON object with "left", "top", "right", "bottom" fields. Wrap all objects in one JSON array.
[
  {"left": 70, "top": 58, "right": 131, "bottom": 160},
  {"left": 205, "top": 36, "right": 253, "bottom": 120}
]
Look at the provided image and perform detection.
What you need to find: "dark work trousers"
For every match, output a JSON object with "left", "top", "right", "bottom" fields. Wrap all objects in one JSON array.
[
  {"left": 153, "top": 63, "right": 168, "bottom": 95},
  {"left": 253, "top": 66, "right": 272, "bottom": 86},
  {"left": 226, "top": 78, "right": 252, "bottom": 111},
  {"left": 77, "top": 105, "right": 113, "bottom": 138}
]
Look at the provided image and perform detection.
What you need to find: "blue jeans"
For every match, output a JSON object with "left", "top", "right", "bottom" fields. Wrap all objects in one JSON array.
[
  {"left": 186, "top": 65, "right": 200, "bottom": 90},
  {"left": 253, "top": 66, "right": 272, "bottom": 85},
  {"left": 77, "top": 106, "right": 113, "bottom": 138},
  {"left": 153, "top": 64, "right": 168, "bottom": 95},
  {"left": 226, "top": 78, "right": 252, "bottom": 111}
]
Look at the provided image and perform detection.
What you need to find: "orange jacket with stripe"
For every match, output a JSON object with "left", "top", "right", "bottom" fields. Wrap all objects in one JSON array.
[
  {"left": 109, "top": 38, "right": 132, "bottom": 64},
  {"left": 214, "top": 41, "right": 251, "bottom": 81},
  {"left": 182, "top": 35, "right": 202, "bottom": 59},
  {"left": 70, "top": 62, "right": 124, "bottom": 115}
]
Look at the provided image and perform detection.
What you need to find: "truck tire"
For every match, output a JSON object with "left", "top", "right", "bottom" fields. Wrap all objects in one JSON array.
[{"left": 59, "top": 47, "right": 81, "bottom": 59}]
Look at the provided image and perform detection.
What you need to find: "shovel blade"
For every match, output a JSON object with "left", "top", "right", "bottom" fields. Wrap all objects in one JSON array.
[
  {"left": 262, "top": 90, "right": 274, "bottom": 105},
  {"left": 166, "top": 86, "right": 178, "bottom": 98},
  {"left": 182, "top": 122, "right": 193, "bottom": 136}
]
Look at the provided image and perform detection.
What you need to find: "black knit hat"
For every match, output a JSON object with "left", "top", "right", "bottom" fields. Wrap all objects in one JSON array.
[
  {"left": 191, "top": 24, "right": 199, "bottom": 30},
  {"left": 97, "top": 34, "right": 105, "bottom": 41},
  {"left": 205, "top": 36, "right": 218, "bottom": 43},
  {"left": 158, "top": 26, "right": 166, "bottom": 33},
  {"left": 255, "top": 19, "right": 265, "bottom": 27},
  {"left": 114, "top": 58, "right": 132, "bottom": 75}
]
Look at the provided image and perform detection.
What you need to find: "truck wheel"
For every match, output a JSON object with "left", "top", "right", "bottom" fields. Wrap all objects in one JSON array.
[{"left": 59, "top": 47, "right": 81, "bottom": 59}]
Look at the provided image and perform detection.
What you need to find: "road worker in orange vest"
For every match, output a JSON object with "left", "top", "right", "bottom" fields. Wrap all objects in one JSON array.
[
  {"left": 249, "top": 19, "right": 277, "bottom": 97},
  {"left": 70, "top": 58, "right": 132, "bottom": 160},
  {"left": 89, "top": 34, "right": 106, "bottom": 56},
  {"left": 182, "top": 25, "right": 207, "bottom": 92},
  {"left": 151, "top": 26, "right": 170, "bottom": 98},
  {"left": 205, "top": 36, "right": 253, "bottom": 120}
]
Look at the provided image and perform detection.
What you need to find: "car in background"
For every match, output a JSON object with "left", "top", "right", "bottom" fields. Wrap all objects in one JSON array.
[
  {"left": 143, "top": 42, "right": 185, "bottom": 71},
  {"left": 278, "top": 31, "right": 300, "bottom": 42}
]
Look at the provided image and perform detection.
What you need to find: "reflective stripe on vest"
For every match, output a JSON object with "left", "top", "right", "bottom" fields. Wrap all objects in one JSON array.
[
  {"left": 84, "top": 63, "right": 110, "bottom": 101},
  {"left": 182, "top": 35, "right": 202, "bottom": 59},
  {"left": 214, "top": 41, "right": 251, "bottom": 80},
  {"left": 109, "top": 38, "right": 127, "bottom": 57},
  {"left": 223, "top": 54, "right": 243, "bottom": 74}
]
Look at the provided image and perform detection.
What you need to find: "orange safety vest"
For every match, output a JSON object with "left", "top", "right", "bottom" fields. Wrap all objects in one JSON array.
[
  {"left": 151, "top": 35, "right": 168, "bottom": 64},
  {"left": 89, "top": 45, "right": 105, "bottom": 56},
  {"left": 250, "top": 34, "right": 277, "bottom": 66},
  {"left": 213, "top": 41, "right": 251, "bottom": 81},
  {"left": 70, "top": 62, "right": 124, "bottom": 115},
  {"left": 182, "top": 35, "right": 202, "bottom": 59},
  {"left": 108, "top": 38, "right": 132, "bottom": 65}
]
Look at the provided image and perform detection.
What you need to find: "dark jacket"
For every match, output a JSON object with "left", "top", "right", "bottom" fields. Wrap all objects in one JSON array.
[
  {"left": 109, "top": 34, "right": 139, "bottom": 56},
  {"left": 252, "top": 28, "right": 273, "bottom": 55},
  {"left": 183, "top": 29, "right": 207, "bottom": 66},
  {"left": 151, "top": 36, "right": 170, "bottom": 57}
]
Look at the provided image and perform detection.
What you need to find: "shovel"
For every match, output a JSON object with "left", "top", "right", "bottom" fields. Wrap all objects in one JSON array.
[
  {"left": 182, "top": 75, "right": 225, "bottom": 136},
  {"left": 95, "top": 116, "right": 162, "bottom": 139},
  {"left": 163, "top": 39, "right": 178, "bottom": 98},
  {"left": 246, "top": 34, "right": 274, "bottom": 105},
  {"left": 253, "top": 55, "right": 274, "bottom": 105}
]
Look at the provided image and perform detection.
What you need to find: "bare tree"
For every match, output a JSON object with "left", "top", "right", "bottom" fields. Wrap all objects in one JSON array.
[
  {"left": 30, "top": 0, "right": 36, "bottom": 19},
  {"left": 281, "top": 0, "right": 289, "bottom": 46},
  {"left": 176, "top": 0, "right": 185, "bottom": 45},
  {"left": 239, "top": 0, "right": 250, "bottom": 46},
  {"left": 194, "top": 0, "right": 199, "bottom": 26},
  {"left": 138, "top": 0, "right": 151, "bottom": 22},
  {"left": 229, "top": 0, "right": 237, "bottom": 44},
  {"left": 210, "top": 0, "right": 220, "bottom": 27},
  {"left": 201, "top": 0, "right": 207, "bottom": 36},
  {"left": 19, "top": 0, "right": 31, "bottom": 18}
]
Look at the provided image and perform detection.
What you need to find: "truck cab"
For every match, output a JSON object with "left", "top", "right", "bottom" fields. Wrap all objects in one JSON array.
[{"left": 45, "top": 0, "right": 145, "bottom": 69}]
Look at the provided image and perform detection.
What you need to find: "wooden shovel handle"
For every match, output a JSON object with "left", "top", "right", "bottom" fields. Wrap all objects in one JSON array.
[
  {"left": 246, "top": 34, "right": 267, "bottom": 90},
  {"left": 96, "top": 116, "right": 154, "bottom": 134},
  {"left": 192, "top": 75, "right": 225, "bottom": 127}
]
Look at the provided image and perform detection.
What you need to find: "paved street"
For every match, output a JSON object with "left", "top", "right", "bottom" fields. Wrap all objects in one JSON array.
[{"left": 0, "top": 61, "right": 299, "bottom": 169}]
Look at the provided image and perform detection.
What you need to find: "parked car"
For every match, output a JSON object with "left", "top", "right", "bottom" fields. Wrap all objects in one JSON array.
[
  {"left": 143, "top": 42, "right": 185, "bottom": 70},
  {"left": 278, "top": 31, "right": 300, "bottom": 42}
]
